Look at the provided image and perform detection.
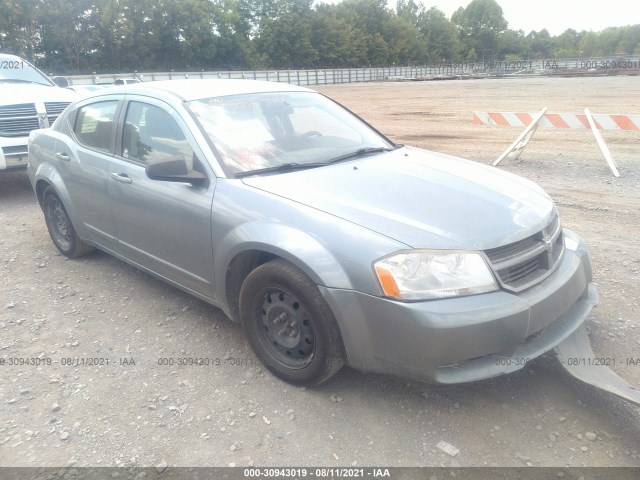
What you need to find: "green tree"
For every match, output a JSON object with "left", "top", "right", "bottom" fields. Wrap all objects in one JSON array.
[
  {"left": 212, "top": 0, "right": 255, "bottom": 68},
  {"left": 89, "top": 0, "right": 221, "bottom": 72},
  {"left": 253, "top": 0, "right": 317, "bottom": 69},
  {"left": 526, "top": 29, "right": 553, "bottom": 58},
  {"left": 36, "top": 0, "right": 96, "bottom": 72},
  {"left": 498, "top": 29, "right": 529, "bottom": 60},
  {"left": 384, "top": 14, "right": 424, "bottom": 65},
  {"left": 335, "top": 0, "right": 391, "bottom": 65},
  {"left": 91, "top": 0, "right": 125, "bottom": 71},
  {"left": 620, "top": 25, "right": 640, "bottom": 54},
  {"left": 552, "top": 28, "right": 582, "bottom": 58},
  {"left": 577, "top": 31, "right": 599, "bottom": 57},
  {"left": 396, "top": 0, "right": 421, "bottom": 26},
  {"left": 0, "top": 0, "right": 40, "bottom": 59},
  {"left": 334, "top": 0, "right": 423, "bottom": 65},
  {"left": 451, "top": 0, "right": 508, "bottom": 60},
  {"left": 576, "top": 26, "right": 640, "bottom": 57},
  {"left": 154, "top": 0, "right": 218, "bottom": 70},
  {"left": 417, "top": 7, "right": 462, "bottom": 63},
  {"left": 311, "top": 6, "right": 368, "bottom": 67},
  {"left": 617, "top": 25, "right": 640, "bottom": 55},
  {"left": 3, "top": 0, "right": 640, "bottom": 74}
]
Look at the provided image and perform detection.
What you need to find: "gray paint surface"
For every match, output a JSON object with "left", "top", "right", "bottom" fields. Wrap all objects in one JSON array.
[{"left": 27, "top": 79, "right": 597, "bottom": 384}]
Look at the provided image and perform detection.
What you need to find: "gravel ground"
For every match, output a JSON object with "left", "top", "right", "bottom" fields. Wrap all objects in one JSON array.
[{"left": 1, "top": 76, "right": 639, "bottom": 469}]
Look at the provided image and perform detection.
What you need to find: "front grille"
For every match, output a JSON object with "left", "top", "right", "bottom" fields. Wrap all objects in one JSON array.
[
  {"left": 0, "top": 104, "right": 37, "bottom": 117},
  {"left": 0, "top": 103, "right": 38, "bottom": 137},
  {"left": 45, "top": 102, "right": 71, "bottom": 126},
  {"left": 0, "top": 117, "right": 40, "bottom": 136},
  {"left": 485, "top": 216, "right": 564, "bottom": 292},
  {"left": 0, "top": 101, "right": 70, "bottom": 137}
]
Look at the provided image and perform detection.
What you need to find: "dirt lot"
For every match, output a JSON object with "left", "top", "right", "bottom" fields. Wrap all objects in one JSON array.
[{"left": 1, "top": 76, "right": 639, "bottom": 470}]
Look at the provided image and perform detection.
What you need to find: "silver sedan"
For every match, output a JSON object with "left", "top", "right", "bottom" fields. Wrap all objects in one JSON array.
[{"left": 28, "top": 79, "right": 599, "bottom": 388}]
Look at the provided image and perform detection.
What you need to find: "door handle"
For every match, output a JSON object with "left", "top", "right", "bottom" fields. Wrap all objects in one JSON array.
[
  {"left": 55, "top": 152, "right": 70, "bottom": 161},
  {"left": 110, "top": 172, "right": 133, "bottom": 184}
]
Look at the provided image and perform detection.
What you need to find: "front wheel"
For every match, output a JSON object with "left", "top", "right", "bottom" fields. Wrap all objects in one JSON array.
[{"left": 239, "top": 259, "right": 345, "bottom": 386}]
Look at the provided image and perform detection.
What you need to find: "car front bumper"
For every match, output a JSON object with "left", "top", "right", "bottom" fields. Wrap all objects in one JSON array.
[
  {"left": 0, "top": 137, "right": 29, "bottom": 171},
  {"left": 320, "top": 229, "right": 598, "bottom": 384}
]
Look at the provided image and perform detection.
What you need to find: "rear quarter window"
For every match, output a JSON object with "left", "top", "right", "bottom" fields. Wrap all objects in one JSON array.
[{"left": 73, "top": 101, "right": 118, "bottom": 152}]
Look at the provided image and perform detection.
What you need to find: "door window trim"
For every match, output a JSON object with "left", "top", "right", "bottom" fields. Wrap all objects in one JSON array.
[
  {"left": 113, "top": 95, "right": 213, "bottom": 183},
  {"left": 69, "top": 98, "right": 122, "bottom": 154}
]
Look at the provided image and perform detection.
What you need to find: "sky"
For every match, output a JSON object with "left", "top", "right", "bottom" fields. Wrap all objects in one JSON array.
[{"left": 415, "top": 0, "right": 640, "bottom": 35}]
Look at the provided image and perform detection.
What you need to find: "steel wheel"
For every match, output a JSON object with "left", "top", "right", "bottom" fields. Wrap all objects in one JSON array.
[
  {"left": 239, "top": 259, "right": 345, "bottom": 385},
  {"left": 42, "top": 186, "right": 94, "bottom": 258},
  {"left": 46, "top": 195, "right": 72, "bottom": 251},
  {"left": 256, "top": 287, "right": 316, "bottom": 368}
]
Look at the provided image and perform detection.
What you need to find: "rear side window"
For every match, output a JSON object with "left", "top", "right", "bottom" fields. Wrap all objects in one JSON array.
[{"left": 73, "top": 101, "right": 118, "bottom": 152}]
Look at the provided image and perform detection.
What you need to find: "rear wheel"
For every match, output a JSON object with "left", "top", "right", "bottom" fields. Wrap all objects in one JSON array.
[
  {"left": 42, "top": 186, "right": 94, "bottom": 258},
  {"left": 239, "top": 259, "right": 345, "bottom": 386}
]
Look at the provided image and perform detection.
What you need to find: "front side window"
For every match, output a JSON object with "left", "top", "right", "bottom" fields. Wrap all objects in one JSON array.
[
  {"left": 121, "top": 102, "right": 195, "bottom": 167},
  {"left": 187, "top": 92, "right": 393, "bottom": 176},
  {"left": 73, "top": 101, "right": 118, "bottom": 152}
]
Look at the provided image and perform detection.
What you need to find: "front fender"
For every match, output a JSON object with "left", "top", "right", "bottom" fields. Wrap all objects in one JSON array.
[
  {"left": 210, "top": 179, "right": 410, "bottom": 318},
  {"left": 215, "top": 221, "right": 354, "bottom": 305}
]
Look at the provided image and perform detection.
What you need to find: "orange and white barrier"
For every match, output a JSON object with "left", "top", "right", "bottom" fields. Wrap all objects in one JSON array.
[
  {"left": 473, "top": 107, "right": 631, "bottom": 177},
  {"left": 473, "top": 111, "right": 640, "bottom": 131}
]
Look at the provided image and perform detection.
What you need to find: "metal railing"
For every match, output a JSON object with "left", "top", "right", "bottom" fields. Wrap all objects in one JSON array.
[{"left": 62, "top": 56, "right": 640, "bottom": 86}]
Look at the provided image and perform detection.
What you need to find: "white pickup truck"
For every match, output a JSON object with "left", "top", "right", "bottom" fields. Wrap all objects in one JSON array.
[{"left": 0, "top": 53, "right": 76, "bottom": 172}]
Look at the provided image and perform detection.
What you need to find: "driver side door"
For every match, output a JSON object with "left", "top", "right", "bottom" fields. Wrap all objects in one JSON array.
[{"left": 107, "top": 96, "right": 216, "bottom": 298}]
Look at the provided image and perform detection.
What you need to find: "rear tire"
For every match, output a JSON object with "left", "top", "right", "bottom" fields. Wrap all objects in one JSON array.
[
  {"left": 42, "top": 186, "right": 94, "bottom": 258},
  {"left": 239, "top": 259, "right": 345, "bottom": 386}
]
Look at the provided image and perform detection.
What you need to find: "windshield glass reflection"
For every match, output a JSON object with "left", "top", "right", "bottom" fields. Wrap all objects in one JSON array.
[{"left": 187, "top": 92, "right": 392, "bottom": 176}]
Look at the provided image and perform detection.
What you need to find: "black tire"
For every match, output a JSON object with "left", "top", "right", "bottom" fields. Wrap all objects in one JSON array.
[
  {"left": 239, "top": 259, "right": 346, "bottom": 386},
  {"left": 42, "top": 186, "right": 94, "bottom": 258}
]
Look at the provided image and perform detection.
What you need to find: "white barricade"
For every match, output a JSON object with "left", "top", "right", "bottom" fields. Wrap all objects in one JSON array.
[{"left": 472, "top": 110, "right": 640, "bottom": 177}]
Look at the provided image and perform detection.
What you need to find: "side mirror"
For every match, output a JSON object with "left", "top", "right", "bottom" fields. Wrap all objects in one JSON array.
[
  {"left": 146, "top": 158, "right": 209, "bottom": 187},
  {"left": 51, "top": 76, "right": 69, "bottom": 88}
]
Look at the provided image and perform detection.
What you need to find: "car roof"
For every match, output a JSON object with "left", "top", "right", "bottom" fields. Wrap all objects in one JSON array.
[{"left": 118, "top": 79, "right": 313, "bottom": 101}]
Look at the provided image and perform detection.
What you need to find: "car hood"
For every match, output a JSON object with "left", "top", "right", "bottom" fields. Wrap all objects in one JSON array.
[
  {"left": 241, "top": 147, "right": 556, "bottom": 250},
  {"left": 0, "top": 83, "right": 76, "bottom": 105}
]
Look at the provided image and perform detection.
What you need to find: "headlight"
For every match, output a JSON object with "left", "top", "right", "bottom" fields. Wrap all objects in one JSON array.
[{"left": 374, "top": 250, "right": 498, "bottom": 301}]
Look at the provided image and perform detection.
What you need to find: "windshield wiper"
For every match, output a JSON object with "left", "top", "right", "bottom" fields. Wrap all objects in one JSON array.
[
  {"left": 236, "top": 162, "right": 327, "bottom": 178},
  {"left": 235, "top": 144, "right": 403, "bottom": 178},
  {"left": 326, "top": 145, "right": 401, "bottom": 165}
]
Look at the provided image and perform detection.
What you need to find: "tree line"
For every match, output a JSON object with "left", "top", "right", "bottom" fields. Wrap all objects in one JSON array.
[{"left": 2, "top": 0, "right": 639, "bottom": 74}]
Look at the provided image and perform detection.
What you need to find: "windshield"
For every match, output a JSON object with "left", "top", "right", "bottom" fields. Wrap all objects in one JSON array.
[
  {"left": 0, "top": 55, "right": 54, "bottom": 86},
  {"left": 187, "top": 91, "right": 394, "bottom": 176}
]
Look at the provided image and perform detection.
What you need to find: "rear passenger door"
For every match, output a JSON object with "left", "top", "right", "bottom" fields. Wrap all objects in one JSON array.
[
  {"left": 58, "top": 99, "right": 121, "bottom": 250},
  {"left": 107, "top": 96, "right": 216, "bottom": 297}
]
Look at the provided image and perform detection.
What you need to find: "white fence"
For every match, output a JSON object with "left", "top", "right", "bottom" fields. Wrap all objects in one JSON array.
[
  {"left": 66, "top": 66, "right": 453, "bottom": 86},
  {"left": 63, "top": 56, "right": 640, "bottom": 86}
]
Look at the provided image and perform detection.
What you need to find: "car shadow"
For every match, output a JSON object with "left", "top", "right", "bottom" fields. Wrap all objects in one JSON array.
[
  {"left": 0, "top": 171, "right": 34, "bottom": 202},
  {"left": 311, "top": 352, "right": 639, "bottom": 422},
  {"left": 65, "top": 247, "right": 639, "bottom": 419}
]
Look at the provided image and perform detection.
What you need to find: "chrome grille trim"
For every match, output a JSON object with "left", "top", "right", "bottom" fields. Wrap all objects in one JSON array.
[
  {"left": 0, "top": 101, "right": 70, "bottom": 137},
  {"left": 0, "top": 103, "right": 38, "bottom": 137},
  {"left": 45, "top": 101, "right": 71, "bottom": 128},
  {"left": 0, "top": 104, "right": 37, "bottom": 117},
  {"left": 485, "top": 216, "right": 565, "bottom": 292},
  {"left": 44, "top": 102, "right": 70, "bottom": 115}
]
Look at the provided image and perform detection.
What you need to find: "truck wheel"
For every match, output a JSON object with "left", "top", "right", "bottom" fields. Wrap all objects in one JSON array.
[{"left": 239, "top": 259, "right": 345, "bottom": 386}]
